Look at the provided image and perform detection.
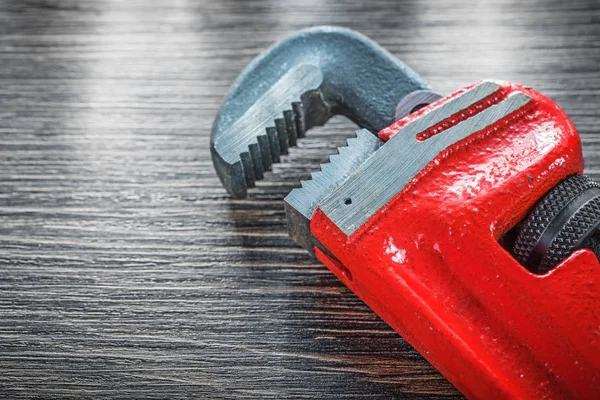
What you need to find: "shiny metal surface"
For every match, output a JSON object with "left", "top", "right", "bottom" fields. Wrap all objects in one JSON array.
[
  {"left": 211, "top": 26, "right": 428, "bottom": 198},
  {"left": 393, "top": 90, "right": 443, "bottom": 121},
  {"left": 321, "top": 91, "right": 532, "bottom": 235},
  {"left": 213, "top": 64, "right": 323, "bottom": 195},
  {"left": 308, "top": 82, "right": 598, "bottom": 399},
  {"left": 284, "top": 129, "right": 382, "bottom": 251}
]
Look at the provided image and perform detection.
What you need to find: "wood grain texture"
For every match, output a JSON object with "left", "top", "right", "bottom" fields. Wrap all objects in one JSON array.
[{"left": 0, "top": 0, "right": 599, "bottom": 398}]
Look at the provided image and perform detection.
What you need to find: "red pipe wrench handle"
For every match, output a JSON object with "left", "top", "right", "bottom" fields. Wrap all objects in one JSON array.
[{"left": 310, "top": 82, "right": 599, "bottom": 399}]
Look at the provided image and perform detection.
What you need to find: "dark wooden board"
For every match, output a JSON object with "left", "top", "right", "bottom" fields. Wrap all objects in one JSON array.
[{"left": 1, "top": 0, "right": 599, "bottom": 398}]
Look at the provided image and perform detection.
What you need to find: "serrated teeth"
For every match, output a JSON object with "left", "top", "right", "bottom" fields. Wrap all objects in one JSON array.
[
  {"left": 248, "top": 143, "right": 264, "bottom": 180},
  {"left": 274, "top": 118, "right": 288, "bottom": 156},
  {"left": 213, "top": 64, "right": 326, "bottom": 198},
  {"left": 240, "top": 152, "right": 256, "bottom": 188},
  {"left": 292, "top": 102, "right": 306, "bottom": 138},
  {"left": 256, "top": 135, "right": 272, "bottom": 170},
  {"left": 284, "top": 110, "right": 298, "bottom": 146},
  {"left": 239, "top": 100, "right": 308, "bottom": 188},
  {"left": 266, "top": 127, "right": 281, "bottom": 163},
  {"left": 285, "top": 129, "right": 383, "bottom": 221}
]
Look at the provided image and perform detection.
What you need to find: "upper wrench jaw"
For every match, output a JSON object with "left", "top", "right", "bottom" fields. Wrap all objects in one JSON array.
[
  {"left": 211, "top": 146, "right": 246, "bottom": 199},
  {"left": 210, "top": 63, "right": 331, "bottom": 199},
  {"left": 210, "top": 26, "right": 429, "bottom": 199}
]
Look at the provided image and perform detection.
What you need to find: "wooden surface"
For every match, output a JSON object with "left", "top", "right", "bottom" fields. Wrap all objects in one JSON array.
[{"left": 1, "top": 0, "right": 599, "bottom": 398}]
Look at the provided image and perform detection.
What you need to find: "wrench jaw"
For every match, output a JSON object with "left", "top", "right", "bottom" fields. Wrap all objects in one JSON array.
[
  {"left": 210, "top": 146, "right": 248, "bottom": 200},
  {"left": 211, "top": 64, "right": 330, "bottom": 199},
  {"left": 284, "top": 129, "right": 383, "bottom": 252},
  {"left": 210, "top": 26, "right": 428, "bottom": 199}
]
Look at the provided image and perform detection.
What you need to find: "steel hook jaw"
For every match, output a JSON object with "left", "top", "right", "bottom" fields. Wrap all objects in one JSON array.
[{"left": 210, "top": 26, "right": 428, "bottom": 199}]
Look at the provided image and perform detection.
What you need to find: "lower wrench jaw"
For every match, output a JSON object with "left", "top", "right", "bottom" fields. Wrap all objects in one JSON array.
[
  {"left": 284, "top": 201, "right": 315, "bottom": 252},
  {"left": 284, "top": 129, "right": 383, "bottom": 250}
]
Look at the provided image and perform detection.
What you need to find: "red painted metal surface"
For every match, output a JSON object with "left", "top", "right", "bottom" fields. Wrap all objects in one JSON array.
[{"left": 310, "top": 82, "right": 599, "bottom": 399}]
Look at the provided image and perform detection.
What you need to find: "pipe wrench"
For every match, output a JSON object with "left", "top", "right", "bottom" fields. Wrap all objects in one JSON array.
[{"left": 211, "top": 27, "right": 600, "bottom": 399}]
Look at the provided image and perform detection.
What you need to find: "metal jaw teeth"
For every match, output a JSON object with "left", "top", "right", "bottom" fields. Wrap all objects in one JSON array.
[
  {"left": 284, "top": 129, "right": 383, "bottom": 251},
  {"left": 243, "top": 100, "right": 307, "bottom": 187},
  {"left": 320, "top": 85, "right": 533, "bottom": 236},
  {"left": 211, "top": 27, "right": 430, "bottom": 199},
  {"left": 211, "top": 64, "right": 328, "bottom": 199}
]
